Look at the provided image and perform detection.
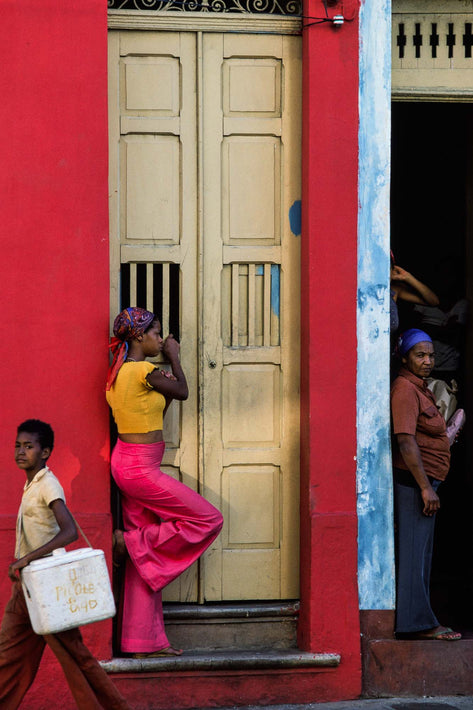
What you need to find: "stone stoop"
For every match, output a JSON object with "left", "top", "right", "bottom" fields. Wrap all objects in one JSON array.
[
  {"left": 101, "top": 603, "right": 343, "bottom": 710},
  {"left": 163, "top": 602, "right": 300, "bottom": 652},
  {"left": 101, "top": 649, "right": 341, "bottom": 673},
  {"left": 361, "top": 611, "right": 473, "bottom": 697},
  {"left": 362, "top": 638, "right": 473, "bottom": 698},
  {"left": 101, "top": 650, "right": 342, "bottom": 710}
]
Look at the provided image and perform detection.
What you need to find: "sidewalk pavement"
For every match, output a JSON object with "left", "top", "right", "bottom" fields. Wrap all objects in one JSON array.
[{"left": 202, "top": 698, "right": 473, "bottom": 710}]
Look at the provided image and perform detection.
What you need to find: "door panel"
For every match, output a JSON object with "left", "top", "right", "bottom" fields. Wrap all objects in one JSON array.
[
  {"left": 109, "top": 28, "right": 301, "bottom": 602},
  {"left": 201, "top": 32, "right": 301, "bottom": 601},
  {"left": 109, "top": 30, "right": 199, "bottom": 601}
]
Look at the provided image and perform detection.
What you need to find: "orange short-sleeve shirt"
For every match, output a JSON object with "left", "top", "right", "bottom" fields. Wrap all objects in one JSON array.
[{"left": 391, "top": 367, "right": 450, "bottom": 481}]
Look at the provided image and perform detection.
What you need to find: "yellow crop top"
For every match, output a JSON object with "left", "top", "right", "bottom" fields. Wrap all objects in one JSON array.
[{"left": 106, "top": 361, "right": 166, "bottom": 434}]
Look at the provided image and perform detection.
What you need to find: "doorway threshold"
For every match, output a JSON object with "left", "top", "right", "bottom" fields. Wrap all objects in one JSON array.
[
  {"left": 103, "top": 603, "right": 343, "bottom": 710},
  {"left": 104, "top": 602, "right": 342, "bottom": 672},
  {"left": 162, "top": 601, "right": 301, "bottom": 652}
]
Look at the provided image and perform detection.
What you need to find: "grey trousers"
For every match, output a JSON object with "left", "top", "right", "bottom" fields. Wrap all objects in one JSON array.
[{"left": 394, "top": 472, "right": 441, "bottom": 634}]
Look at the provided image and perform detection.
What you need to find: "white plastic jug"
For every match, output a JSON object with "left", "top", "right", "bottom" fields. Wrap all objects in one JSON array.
[{"left": 21, "top": 547, "right": 116, "bottom": 634}]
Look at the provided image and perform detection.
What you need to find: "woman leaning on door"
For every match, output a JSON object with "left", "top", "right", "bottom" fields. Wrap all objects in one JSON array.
[{"left": 106, "top": 307, "right": 223, "bottom": 657}]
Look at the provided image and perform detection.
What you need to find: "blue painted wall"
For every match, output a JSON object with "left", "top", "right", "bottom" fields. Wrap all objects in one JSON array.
[{"left": 357, "top": 0, "right": 395, "bottom": 610}]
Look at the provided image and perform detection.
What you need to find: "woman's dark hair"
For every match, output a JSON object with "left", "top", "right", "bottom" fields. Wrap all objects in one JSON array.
[
  {"left": 17, "top": 419, "right": 54, "bottom": 452},
  {"left": 144, "top": 315, "right": 160, "bottom": 333}
]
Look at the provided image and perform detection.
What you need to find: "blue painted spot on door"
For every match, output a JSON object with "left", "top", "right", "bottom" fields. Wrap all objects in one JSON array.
[
  {"left": 271, "top": 265, "right": 280, "bottom": 317},
  {"left": 289, "top": 200, "right": 301, "bottom": 236}
]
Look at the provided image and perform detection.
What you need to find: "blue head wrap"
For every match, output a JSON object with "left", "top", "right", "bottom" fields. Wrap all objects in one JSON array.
[{"left": 397, "top": 328, "right": 432, "bottom": 357}]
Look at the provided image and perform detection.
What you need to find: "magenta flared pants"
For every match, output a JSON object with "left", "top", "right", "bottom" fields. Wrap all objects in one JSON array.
[{"left": 111, "top": 439, "right": 223, "bottom": 653}]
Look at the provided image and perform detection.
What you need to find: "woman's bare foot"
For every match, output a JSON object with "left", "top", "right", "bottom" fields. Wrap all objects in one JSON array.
[
  {"left": 112, "top": 529, "right": 128, "bottom": 566},
  {"left": 133, "top": 646, "right": 183, "bottom": 658},
  {"left": 414, "top": 625, "right": 462, "bottom": 641}
]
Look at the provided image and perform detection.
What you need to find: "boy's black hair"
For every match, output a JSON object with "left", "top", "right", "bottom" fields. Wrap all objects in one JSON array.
[{"left": 17, "top": 419, "right": 54, "bottom": 452}]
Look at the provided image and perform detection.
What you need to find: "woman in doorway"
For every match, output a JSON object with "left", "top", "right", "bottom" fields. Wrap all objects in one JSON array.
[
  {"left": 391, "top": 328, "right": 461, "bottom": 641},
  {"left": 106, "top": 307, "right": 223, "bottom": 657}
]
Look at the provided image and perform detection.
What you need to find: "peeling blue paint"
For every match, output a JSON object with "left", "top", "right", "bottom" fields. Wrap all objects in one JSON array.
[
  {"left": 358, "top": 285, "right": 386, "bottom": 309},
  {"left": 289, "top": 200, "right": 301, "bottom": 236},
  {"left": 271, "top": 265, "right": 280, "bottom": 318},
  {"left": 256, "top": 265, "right": 264, "bottom": 276},
  {"left": 357, "top": 0, "right": 395, "bottom": 611}
]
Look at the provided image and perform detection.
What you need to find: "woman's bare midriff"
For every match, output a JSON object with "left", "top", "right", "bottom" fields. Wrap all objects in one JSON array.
[{"left": 119, "top": 430, "right": 164, "bottom": 444}]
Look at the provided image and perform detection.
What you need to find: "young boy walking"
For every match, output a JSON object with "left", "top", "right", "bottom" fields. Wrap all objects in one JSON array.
[{"left": 0, "top": 419, "right": 131, "bottom": 709}]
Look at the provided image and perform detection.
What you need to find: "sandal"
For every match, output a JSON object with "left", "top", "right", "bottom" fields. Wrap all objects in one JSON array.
[
  {"left": 133, "top": 647, "right": 183, "bottom": 658},
  {"left": 415, "top": 626, "right": 462, "bottom": 641}
]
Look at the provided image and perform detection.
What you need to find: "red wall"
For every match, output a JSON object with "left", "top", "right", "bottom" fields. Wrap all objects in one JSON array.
[
  {"left": 299, "top": 0, "right": 361, "bottom": 697},
  {"left": 0, "top": 0, "right": 363, "bottom": 705},
  {"left": 0, "top": 0, "right": 111, "bottom": 703}
]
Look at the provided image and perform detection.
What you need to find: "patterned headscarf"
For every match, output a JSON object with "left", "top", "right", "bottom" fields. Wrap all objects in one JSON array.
[{"left": 106, "top": 307, "right": 155, "bottom": 390}]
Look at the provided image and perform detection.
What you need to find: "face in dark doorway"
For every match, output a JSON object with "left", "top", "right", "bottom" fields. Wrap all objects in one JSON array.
[{"left": 402, "top": 341, "right": 435, "bottom": 379}]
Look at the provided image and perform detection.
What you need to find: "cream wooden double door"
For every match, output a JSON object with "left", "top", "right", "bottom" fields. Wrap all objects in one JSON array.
[{"left": 108, "top": 28, "right": 301, "bottom": 602}]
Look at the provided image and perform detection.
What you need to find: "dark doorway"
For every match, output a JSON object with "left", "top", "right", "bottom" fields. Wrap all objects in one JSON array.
[{"left": 391, "top": 101, "right": 473, "bottom": 631}]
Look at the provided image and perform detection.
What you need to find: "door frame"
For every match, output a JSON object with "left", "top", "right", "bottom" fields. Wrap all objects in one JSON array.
[
  {"left": 107, "top": 13, "right": 302, "bottom": 603},
  {"left": 108, "top": 10, "right": 301, "bottom": 34}
]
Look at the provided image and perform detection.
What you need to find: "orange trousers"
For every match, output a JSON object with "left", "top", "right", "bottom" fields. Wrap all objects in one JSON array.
[{"left": 0, "top": 581, "right": 130, "bottom": 710}]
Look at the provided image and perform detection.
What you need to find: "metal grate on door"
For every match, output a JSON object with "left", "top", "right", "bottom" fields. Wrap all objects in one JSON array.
[
  {"left": 108, "top": 0, "right": 301, "bottom": 15},
  {"left": 222, "top": 263, "right": 280, "bottom": 347},
  {"left": 120, "top": 262, "right": 180, "bottom": 341}
]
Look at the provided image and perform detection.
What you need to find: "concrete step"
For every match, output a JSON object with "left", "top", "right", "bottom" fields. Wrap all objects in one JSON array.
[
  {"left": 102, "top": 602, "right": 343, "bottom": 709},
  {"left": 101, "top": 647, "right": 343, "bottom": 710},
  {"left": 363, "top": 638, "right": 473, "bottom": 697},
  {"left": 101, "top": 648, "right": 341, "bottom": 674},
  {"left": 162, "top": 601, "right": 300, "bottom": 651}
]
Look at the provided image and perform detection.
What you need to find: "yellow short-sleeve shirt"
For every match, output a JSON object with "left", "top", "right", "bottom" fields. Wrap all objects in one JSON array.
[{"left": 106, "top": 361, "right": 166, "bottom": 434}]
